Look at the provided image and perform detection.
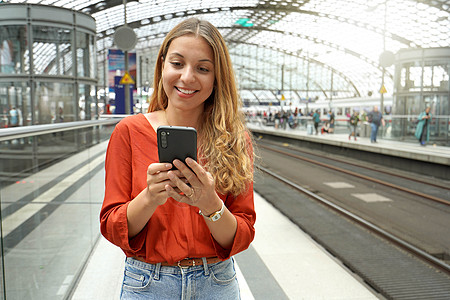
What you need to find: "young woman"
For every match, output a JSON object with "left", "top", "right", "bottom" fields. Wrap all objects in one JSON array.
[{"left": 100, "top": 18, "right": 255, "bottom": 299}]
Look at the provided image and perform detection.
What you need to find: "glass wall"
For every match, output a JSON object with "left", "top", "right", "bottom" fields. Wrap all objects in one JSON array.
[
  {"left": 0, "top": 120, "right": 119, "bottom": 300},
  {"left": 393, "top": 48, "right": 450, "bottom": 145},
  {"left": 0, "top": 4, "right": 97, "bottom": 127},
  {"left": 0, "top": 4, "right": 102, "bottom": 299}
]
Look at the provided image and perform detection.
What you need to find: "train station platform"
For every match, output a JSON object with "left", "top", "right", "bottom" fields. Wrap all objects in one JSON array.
[
  {"left": 247, "top": 123, "right": 450, "bottom": 180},
  {"left": 0, "top": 120, "right": 379, "bottom": 300},
  {"left": 3, "top": 119, "right": 447, "bottom": 299},
  {"left": 71, "top": 191, "right": 378, "bottom": 300}
]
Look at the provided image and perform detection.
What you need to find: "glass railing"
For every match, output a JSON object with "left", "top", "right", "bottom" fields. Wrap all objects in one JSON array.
[
  {"left": 245, "top": 114, "right": 450, "bottom": 146},
  {"left": 0, "top": 118, "right": 122, "bottom": 299}
]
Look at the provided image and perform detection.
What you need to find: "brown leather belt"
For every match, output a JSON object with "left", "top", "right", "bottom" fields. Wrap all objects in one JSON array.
[{"left": 134, "top": 256, "right": 222, "bottom": 267}]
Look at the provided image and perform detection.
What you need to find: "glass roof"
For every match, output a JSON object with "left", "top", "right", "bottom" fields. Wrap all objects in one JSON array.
[{"left": 6, "top": 0, "right": 450, "bottom": 103}]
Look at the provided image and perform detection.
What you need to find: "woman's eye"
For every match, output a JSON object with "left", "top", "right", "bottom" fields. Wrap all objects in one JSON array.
[
  {"left": 198, "top": 67, "right": 210, "bottom": 73},
  {"left": 170, "top": 62, "right": 182, "bottom": 67}
]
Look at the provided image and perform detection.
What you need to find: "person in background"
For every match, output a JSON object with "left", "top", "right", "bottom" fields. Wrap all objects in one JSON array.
[
  {"left": 274, "top": 111, "right": 280, "bottom": 129},
  {"left": 349, "top": 110, "right": 359, "bottom": 141},
  {"left": 79, "top": 107, "right": 86, "bottom": 120},
  {"left": 321, "top": 121, "right": 330, "bottom": 134},
  {"left": 328, "top": 110, "right": 335, "bottom": 133},
  {"left": 8, "top": 106, "right": 18, "bottom": 127},
  {"left": 366, "top": 106, "right": 385, "bottom": 143},
  {"left": 57, "top": 107, "right": 64, "bottom": 123},
  {"left": 100, "top": 18, "right": 255, "bottom": 300},
  {"left": 415, "top": 106, "right": 432, "bottom": 146},
  {"left": 313, "top": 109, "right": 320, "bottom": 135}
]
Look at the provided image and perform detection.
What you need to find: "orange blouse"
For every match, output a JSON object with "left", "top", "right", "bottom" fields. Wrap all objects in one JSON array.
[{"left": 100, "top": 114, "right": 256, "bottom": 264}]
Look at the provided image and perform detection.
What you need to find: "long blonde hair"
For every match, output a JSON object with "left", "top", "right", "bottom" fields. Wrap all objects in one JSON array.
[{"left": 148, "top": 18, "right": 253, "bottom": 196}]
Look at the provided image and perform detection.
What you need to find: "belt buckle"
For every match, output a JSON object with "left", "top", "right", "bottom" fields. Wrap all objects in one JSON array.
[{"left": 177, "top": 258, "right": 195, "bottom": 268}]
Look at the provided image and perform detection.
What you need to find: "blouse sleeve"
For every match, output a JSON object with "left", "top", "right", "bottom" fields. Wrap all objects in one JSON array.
[
  {"left": 212, "top": 182, "right": 256, "bottom": 259},
  {"left": 99, "top": 121, "right": 148, "bottom": 254}
]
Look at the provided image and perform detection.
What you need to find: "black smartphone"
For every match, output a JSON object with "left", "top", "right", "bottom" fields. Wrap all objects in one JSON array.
[{"left": 157, "top": 126, "right": 197, "bottom": 169}]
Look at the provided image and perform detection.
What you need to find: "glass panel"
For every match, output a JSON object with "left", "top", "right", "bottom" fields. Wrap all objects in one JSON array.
[
  {"left": 35, "top": 82, "right": 74, "bottom": 124},
  {"left": 89, "top": 34, "right": 96, "bottom": 79},
  {"left": 76, "top": 31, "right": 95, "bottom": 78},
  {"left": 32, "top": 25, "right": 72, "bottom": 76},
  {"left": 434, "top": 62, "right": 449, "bottom": 91},
  {"left": 78, "top": 84, "right": 96, "bottom": 121},
  {"left": 423, "top": 65, "right": 433, "bottom": 87},
  {"left": 0, "top": 122, "right": 117, "bottom": 299},
  {"left": 423, "top": 94, "right": 449, "bottom": 143},
  {"left": 0, "top": 81, "right": 31, "bottom": 128},
  {"left": 423, "top": 61, "right": 450, "bottom": 91},
  {"left": 0, "top": 25, "right": 28, "bottom": 75}
]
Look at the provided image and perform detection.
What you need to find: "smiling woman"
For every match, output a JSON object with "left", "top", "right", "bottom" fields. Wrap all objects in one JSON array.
[{"left": 100, "top": 18, "right": 256, "bottom": 300}]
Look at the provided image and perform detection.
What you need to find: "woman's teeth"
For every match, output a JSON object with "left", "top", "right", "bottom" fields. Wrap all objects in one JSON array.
[{"left": 177, "top": 87, "right": 196, "bottom": 94}]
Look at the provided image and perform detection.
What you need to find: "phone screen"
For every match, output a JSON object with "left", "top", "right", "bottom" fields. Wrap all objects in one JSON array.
[{"left": 157, "top": 126, "right": 197, "bottom": 169}]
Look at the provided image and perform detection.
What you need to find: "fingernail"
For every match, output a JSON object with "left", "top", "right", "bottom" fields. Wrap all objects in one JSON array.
[{"left": 165, "top": 164, "right": 172, "bottom": 168}]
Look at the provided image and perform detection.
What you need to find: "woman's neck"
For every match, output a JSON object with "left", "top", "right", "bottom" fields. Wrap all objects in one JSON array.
[{"left": 165, "top": 106, "right": 203, "bottom": 129}]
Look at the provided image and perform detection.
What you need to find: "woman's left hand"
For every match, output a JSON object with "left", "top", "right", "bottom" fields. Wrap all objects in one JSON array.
[{"left": 165, "top": 158, "right": 221, "bottom": 214}]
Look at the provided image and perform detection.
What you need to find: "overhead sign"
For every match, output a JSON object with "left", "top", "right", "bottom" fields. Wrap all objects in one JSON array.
[
  {"left": 379, "top": 85, "right": 387, "bottom": 94},
  {"left": 108, "top": 49, "right": 137, "bottom": 92},
  {"left": 120, "top": 72, "right": 136, "bottom": 85}
]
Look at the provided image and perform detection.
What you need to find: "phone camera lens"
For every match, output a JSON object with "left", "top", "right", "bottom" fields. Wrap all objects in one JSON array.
[{"left": 161, "top": 132, "right": 168, "bottom": 148}]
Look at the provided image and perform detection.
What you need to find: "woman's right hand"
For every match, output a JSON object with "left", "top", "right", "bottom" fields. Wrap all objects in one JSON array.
[
  {"left": 127, "top": 162, "right": 184, "bottom": 238},
  {"left": 146, "top": 163, "right": 184, "bottom": 206}
]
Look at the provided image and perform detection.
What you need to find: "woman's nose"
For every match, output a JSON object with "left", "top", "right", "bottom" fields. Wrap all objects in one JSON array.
[{"left": 180, "top": 66, "right": 195, "bottom": 83}]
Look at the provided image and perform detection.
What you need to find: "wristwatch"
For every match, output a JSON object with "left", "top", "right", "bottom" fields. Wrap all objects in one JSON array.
[{"left": 199, "top": 201, "right": 225, "bottom": 222}]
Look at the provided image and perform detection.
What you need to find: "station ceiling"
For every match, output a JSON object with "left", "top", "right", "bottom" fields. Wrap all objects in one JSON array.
[{"left": 7, "top": 0, "right": 450, "bottom": 104}]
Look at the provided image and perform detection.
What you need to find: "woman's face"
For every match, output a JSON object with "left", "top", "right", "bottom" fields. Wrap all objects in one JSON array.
[{"left": 162, "top": 35, "right": 215, "bottom": 111}]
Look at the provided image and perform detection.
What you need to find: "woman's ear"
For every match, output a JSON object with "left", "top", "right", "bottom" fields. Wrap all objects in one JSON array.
[{"left": 161, "top": 55, "right": 165, "bottom": 70}]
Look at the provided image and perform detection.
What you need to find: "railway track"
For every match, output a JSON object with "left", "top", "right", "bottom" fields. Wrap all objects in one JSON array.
[
  {"left": 254, "top": 166, "right": 450, "bottom": 299},
  {"left": 256, "top": 139, "right": 450, "bottom": 206},
  {"left": 253, "top": 138, "right": 450, "bottom": 298}
]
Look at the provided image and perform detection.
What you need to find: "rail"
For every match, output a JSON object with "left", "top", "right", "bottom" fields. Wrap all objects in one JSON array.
[
  {"left": 256, "top": 164, "right": 450, "bottom": 299},
  {"left": 0, "top": 118, "right": 122, "bottom": 142}
]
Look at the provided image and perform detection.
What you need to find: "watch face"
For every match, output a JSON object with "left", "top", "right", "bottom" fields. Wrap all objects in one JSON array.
[
  {"left": 205, "top": 201, "right": 225, "bottom": 222},
  {"left": 210, "top": 212, "right": 221, "bottom": 222}
]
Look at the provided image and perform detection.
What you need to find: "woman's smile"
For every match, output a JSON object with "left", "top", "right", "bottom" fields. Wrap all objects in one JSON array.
[{"left": 175, "top": 86, "right": 198, "bottom": 96}]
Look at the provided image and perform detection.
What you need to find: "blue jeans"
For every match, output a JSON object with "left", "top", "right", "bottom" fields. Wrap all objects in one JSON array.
[
  {"left": 370, "top": 123, "right": 379, "bottom": 142},
  {"left": 120, "top": 257, "right": 240, "bottom": 300}
]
